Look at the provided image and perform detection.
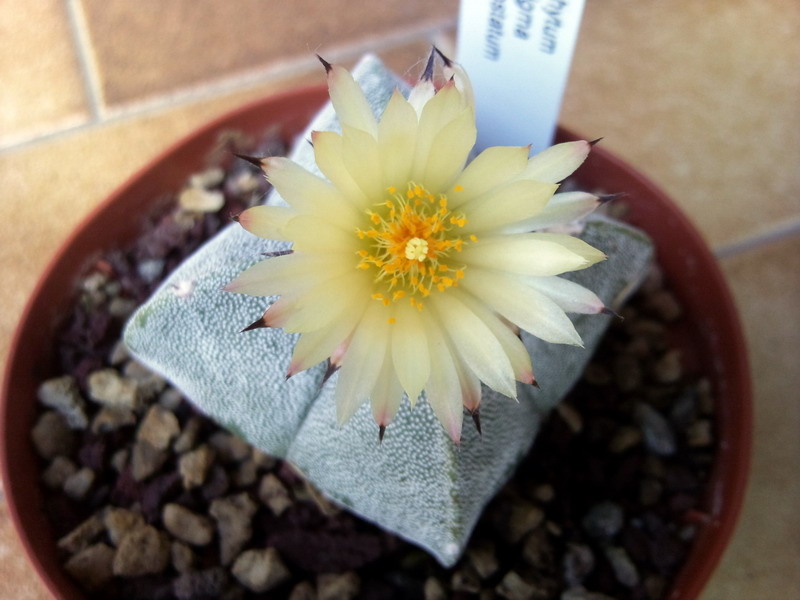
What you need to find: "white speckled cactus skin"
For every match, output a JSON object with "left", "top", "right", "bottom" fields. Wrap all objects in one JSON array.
[{"left": 124, "top": 56, "right": 653, "bottom": 566}]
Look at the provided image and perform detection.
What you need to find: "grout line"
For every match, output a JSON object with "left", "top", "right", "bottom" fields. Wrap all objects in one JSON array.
[
  {"left": 714, "top": 217, "right": 800, "bottom": 259},
  {"left": 0, "top": 16, "right": 454, "bottom": 157},
  {"left": 64, "top": 0, "right": 106, "bottom": 122}
]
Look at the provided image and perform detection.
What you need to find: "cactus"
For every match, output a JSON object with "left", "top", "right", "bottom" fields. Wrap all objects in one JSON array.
[{"left": 124, "top": 54, "right": 653, "bottom": 565}]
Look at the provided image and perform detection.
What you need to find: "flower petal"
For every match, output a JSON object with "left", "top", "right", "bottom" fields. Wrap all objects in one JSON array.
[
  {"left": 455, "top": 290, "right": 534, "bottom": 385},
  {"left": 288, "top": 293, "right": 369, "bottom": 375},
  {"left": 529, "top": 232, "right": 607, "bottom": 269},
  {"left": 460, "top": 235, "right": 594, "bottom": 276},
  {"left": 342, "top": 125, "right": 385, "bottom": 201},
  {"left": 326, "top": 64, "right": 378, "bottom": 137},
  {"left": 370, "top": 345, "right": 404, "bottom": 428},
  {"left": 312, "top": 130, "right": 369, "bottom": 208},
  {"left": 448, "top": 145, "right": 530, "bottom": 206},
  {"left": 504, "top": 191, "right": 600, "bottom": 233},
  {"left": 461, "top": 269, "right": 583, "bottom": 346},
  {"left": 430, "top": 294, "right": 516, "bottom": 398},
  {"left": 237, "top": 205, "right": 295, "bottom": 240},
  {"left": 520, "top": 140, "right": 591, "bottom": 183},
  {"left": 390, "top": 302, "right": 430, "bottom": 407},
  {"left": 525, "top": 276, "right": 606, "bottom": 314},
  {"left": 422, "top": 313, "right": 464, "bottom": 442},
  {"left": 407, "top": 77, "right": 435, "bottom": 117},
  {"left": 281, "top": 215, "right": 361, "bottom": 254},
  {"left": 224, "top": 253, "right": 351, "bottom": 297},
  {"left": 378, "top": 90, "right": 418, "bottom": 186},
  {"left": 412, "top": 82, "right": 467, "bottom": 176},
  {"left": 460, "top": 179, "right": 558, "bottom": 234},
  {"left": 282, "top": 272, "right": 370, "bottom": 333},
  {"left": 335, "top": 303, "right": 390, "bottom": 426},
  {"left": 261, "top": 157, "right": 358, "bottom": 226},
  {"left": 418, "top": 108, "right": 476, "bottom": 194}
]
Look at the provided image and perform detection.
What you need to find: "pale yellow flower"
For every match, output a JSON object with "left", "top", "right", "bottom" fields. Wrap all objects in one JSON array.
[{"left": 227, "top": 52, "right": 607, "bottom": 442}]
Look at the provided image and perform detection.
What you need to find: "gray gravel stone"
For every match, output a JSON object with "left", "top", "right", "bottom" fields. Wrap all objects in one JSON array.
[
  {"left": 232, "top": 548, "right": 291, "bottom": 593},
  {"left": 563, "top": 543, "right": 595, "bottom": 586},
  {"left": 123, "top": 359, "right": 167, "bottom": 399},
  {"left": 37, "top": 375, "right": 88, "bottom": 429},
  {"left": 173, "top": 567, "right": 228, "bottom": 600},
  {"left": 162, "top": 503, "right": 214, "bottom": 546},
  {"left": 635, "top": 403, "right": 677, "bottom": 456},
  {"left": 31, "top": 411, "right": 74, "bottom": 460},
  {"left": 450, "top": 565, "right": 481, "bottom": 593},
  {"left": 582, "top": 502, "right": 624, "bottom": 540},
  {"left": 210, "top": 493, "right": 258, "bottom": 565},
  {"left": 112, "top": 524, "right": 171, "bottom": 576},
  {"left": 503, "top": 500, "right": 545, "bottom": 544},
  {"left": 604, "top": 546, "right": 640, "bottom": 588},
  {"left": 467, "top": 540, "right": 499, "bottom": 580}
]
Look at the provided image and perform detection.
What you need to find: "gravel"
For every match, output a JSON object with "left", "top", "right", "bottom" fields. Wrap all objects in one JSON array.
[{"left": 31, "top": 133, "right": 717, "bottom": 599}]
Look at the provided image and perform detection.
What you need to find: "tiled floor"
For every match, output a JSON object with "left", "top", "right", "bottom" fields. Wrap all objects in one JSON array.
[{"left": 1, "top": 1, "right": 798, "bottom": 598}]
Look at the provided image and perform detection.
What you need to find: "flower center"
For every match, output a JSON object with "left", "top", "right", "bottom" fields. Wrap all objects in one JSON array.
[
  {"left": 404, "top": 237, "right": 428, "bottom": 261},
  {"left": 355, "top": 182, "right": 476, "bottom": 311}
]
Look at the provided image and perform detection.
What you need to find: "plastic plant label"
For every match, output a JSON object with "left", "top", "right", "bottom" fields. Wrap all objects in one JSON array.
[{"left": 457, "top": 0, "right": 586, "bottom": 154}]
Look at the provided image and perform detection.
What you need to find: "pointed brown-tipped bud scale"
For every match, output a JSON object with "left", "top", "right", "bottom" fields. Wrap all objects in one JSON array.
[
  {"left": 588, "top": 137, "right": 604, "bottom": 146},
  {"left": 316, "top": 54, "right": 332, "bottom": 74},
  {"left": 234, "top": 153, "right": 265, "bottom": 168},
  {"left": 470, "top": 410, "right": 482, "bottom": 437},
  {"left": 261, "top": 249, "right": 294, "bottom": 258},
  {"left": 322, "top": 361, "right": 340, "bottom": 385},
  {"left": 598, "top": 192, "right": 627, "bottom": 204},
  {"left": 601, "top": 306, "right": 624, "bottom": 320},
  {"left": 379, "top": 425, "right": 386, "bottom": 444},
  {"left": 433, "top": 46, "right": 453, "bottom": 67},
  {"left": 421, "top": 48, "right": 436, "bottom": 81},
  {"left": 241, "top": 312, "right": 270, "bottom": 332}
]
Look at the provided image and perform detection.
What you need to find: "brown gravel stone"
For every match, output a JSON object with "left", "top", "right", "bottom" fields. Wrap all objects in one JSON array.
[
  {"left": 258, "top": 472, "right": 293, "bottom": 516},
  {"left": 232, "top": 547, "right": 291, "bottom": 593},
  {"left": 131, "top": 439, "right": 169, "bottom": 481},
  {"left": 496, "top": 570, "right": 537, "bottom": 600},
  {"left": 104, "top": 506, "right": 145, "bottom": 546},
  {"left": 58, "top": 513, "right": 105, "bottom": 554},
  {"left": 64, "top": 542, "right": 115, "bottom": 591},
  {"left": 42, "top": 455, "right": 78, "bottom": 489},
  {"left": 112, "top": 524, "right": 171, "bottom": 577},
  {"left": 210, "top": 492, "right": 258, "bottom": 565},
  {"left": 162, "top": 502, "right": 214, "bottom": 546},
  {"left": 179, "top": 443, "right": 216, "bottom": 489},
  {"left": 171, "top": 541, "right": 196, "bottom": 573},
  {"left": 31, "top": 411, "right": 75, "bottom": 460},
  {"left": 91, "top": 406, "right": 136, "bottom": 433},
  {"left": 137, "top": 404, "right": 180, "bottom": 450},
  {"left": 63, "top": 466, "right": 95, "bottom": 500},
  {"left": 317, "top": 571, "right": 360, "bottom": 600},
  {"left": 87, "top": 368, "right": 141, "bottom": 410}
]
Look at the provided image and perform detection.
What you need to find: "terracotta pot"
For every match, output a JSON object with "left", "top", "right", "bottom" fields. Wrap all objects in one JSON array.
[{"left": 1, "top": 85, "right": 751, "bottom": 599}]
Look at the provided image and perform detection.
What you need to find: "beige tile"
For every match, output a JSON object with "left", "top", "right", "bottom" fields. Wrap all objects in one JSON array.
[
  {"left": 80, "top": 0, "right": 457, "bottom": 107},
  {"left": 560, "top": 0, "right": 800, "bottom": 249},
  {"left": 0, "top": 1, "right": 90, "bottom": 148},
  {"left": 0, "top": 494, "right": 50, "bottom": 600},
  {"left": 701, "top": 236, "right": 800, "bottom": 599}
]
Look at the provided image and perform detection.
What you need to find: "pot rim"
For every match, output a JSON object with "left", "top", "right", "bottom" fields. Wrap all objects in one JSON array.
[{"left": 1, "top": 84, "right": 751, "bottom": 600}]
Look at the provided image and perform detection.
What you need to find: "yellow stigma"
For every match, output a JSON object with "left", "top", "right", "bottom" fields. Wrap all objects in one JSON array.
[
  {"left": 355, "top": 182, "right": 471, "bottom": 307},
  {"left": 404, "top": 237, "right": 428, "bottom": 261}
]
